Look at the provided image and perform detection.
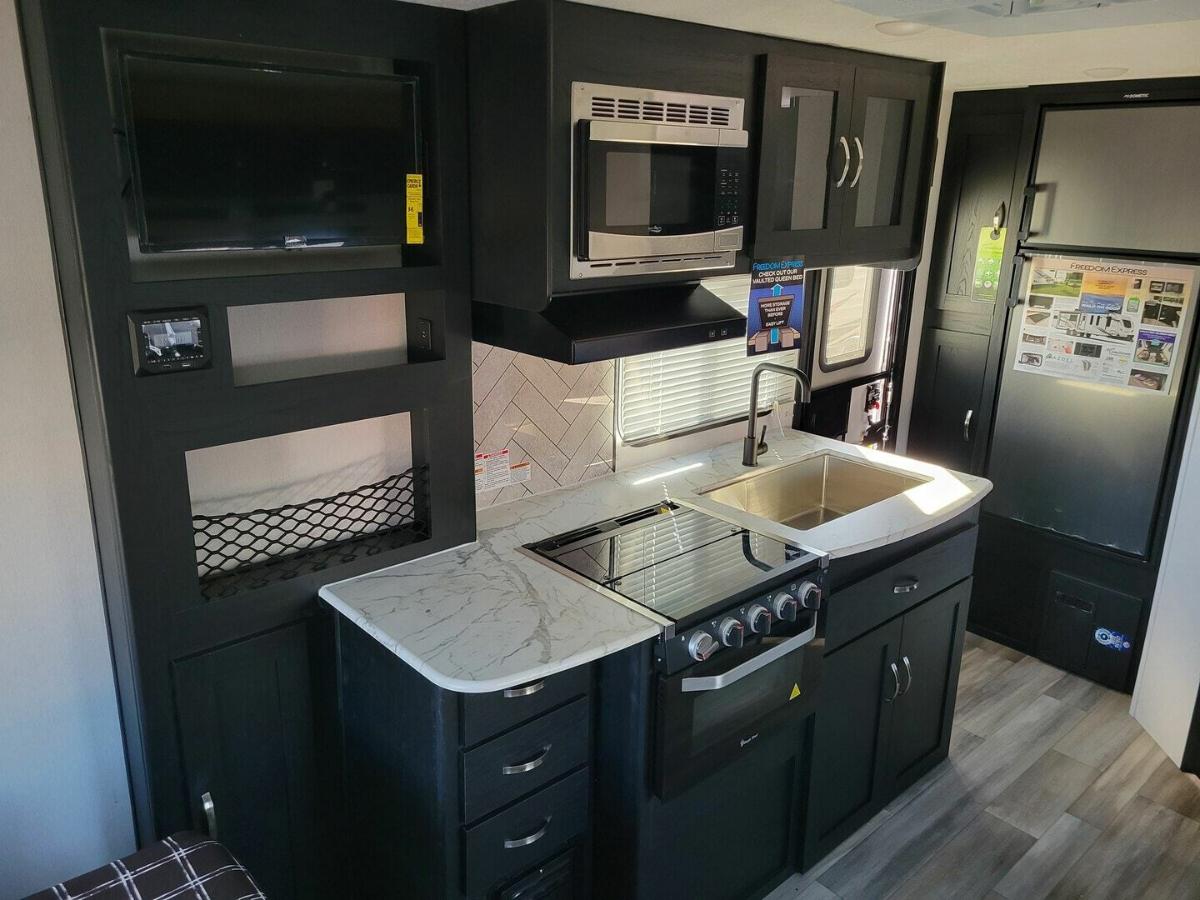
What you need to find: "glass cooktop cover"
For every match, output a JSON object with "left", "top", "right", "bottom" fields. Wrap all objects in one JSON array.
[{"left": 529, "top": 503, "right": 804, "bottom": 622}]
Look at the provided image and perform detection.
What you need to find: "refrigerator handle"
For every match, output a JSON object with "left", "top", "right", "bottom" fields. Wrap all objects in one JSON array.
[
  {"left": 1016, "top": 184, "right": 1040, "bottom": 242},
  {"left": 1006, "top": 254, "right": 1027, "bottom": 309}
]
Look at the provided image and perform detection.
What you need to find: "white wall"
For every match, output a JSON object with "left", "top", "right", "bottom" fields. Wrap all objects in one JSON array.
[
  {"left": 0, "top": 0, "right": 136, "bottom": 894},
  {"left": 1132, "top": 370, "right": 1200, "bottom": 765}
]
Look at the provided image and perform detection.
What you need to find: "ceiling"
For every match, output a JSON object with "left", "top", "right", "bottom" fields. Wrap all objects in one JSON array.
[{"left": 415, "top": 0, "right": 1200, "bottom": 89}]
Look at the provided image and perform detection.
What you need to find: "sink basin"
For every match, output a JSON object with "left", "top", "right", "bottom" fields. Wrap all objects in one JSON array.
[{"left": 699, "top": 453, "right": 929, "bottom": 530}]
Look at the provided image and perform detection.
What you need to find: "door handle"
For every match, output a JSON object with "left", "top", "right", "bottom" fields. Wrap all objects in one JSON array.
[
  {"left": 963, "top": 409, "right": 974, "bottom": 443},
  {"left": 899, "top": 655, "right": 913, "bottom": 696},
  {"left": 850, "top": 136, "right": 864, "bottom": 188},
  {"left": 991, "top": 201, "right": 1006, "bottom": 239},
  {"left": 884, "top": 662, "right": 901, "bottom": 702},
  {"left": 836, "top": 136, "right": 851, "bottom": 187},
  {"left": 503, "top": 679, "right": 545, "bottom": 699},
  {"left": 501, "top": 744, "right": 551, "bottom": 776},
  {"left": 201, "top": 791, "right": 218, "bottom": 840},
  {"left": 1017, "top": 184, "right": 1041, "bottom": 242},
  {"left": 1007, "top": 254, "right": 1028, "bottom": 309},
  {"left": 504, "top": 816, "right": 551, "bottom": 849}
]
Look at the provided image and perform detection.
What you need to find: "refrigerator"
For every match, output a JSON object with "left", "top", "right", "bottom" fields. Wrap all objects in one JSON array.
[{"left": 979, "top": 100, "right": 1200, "bottom": 690}]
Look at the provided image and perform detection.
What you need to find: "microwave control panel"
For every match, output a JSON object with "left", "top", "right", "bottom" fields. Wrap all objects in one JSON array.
[{"left": 716, "top": 163, "right": 744, "bottom": 230}]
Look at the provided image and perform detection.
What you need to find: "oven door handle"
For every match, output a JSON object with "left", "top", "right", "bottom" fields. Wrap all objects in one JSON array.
[{"left": 679, "top": 621, "right": 818, "bottom": 693}]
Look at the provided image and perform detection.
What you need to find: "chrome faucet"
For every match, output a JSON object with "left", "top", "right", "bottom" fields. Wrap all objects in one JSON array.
[{"left": 743, "top": 362, "right": 812, "bottom": 467}]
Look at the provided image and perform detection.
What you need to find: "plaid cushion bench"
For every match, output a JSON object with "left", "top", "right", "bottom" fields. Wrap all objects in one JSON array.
[{"left": 25, "top": 832, "right": 265, "bottom": 900}]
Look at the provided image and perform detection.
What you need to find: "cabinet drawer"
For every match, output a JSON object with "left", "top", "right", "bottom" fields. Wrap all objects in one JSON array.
[
  {"left": 463, "top": 768, "right": 589, "bottom": 898},
  {"left": 462, "top": 697, "right": 590, "bottom": 823},
  {"left": 825, "top": 526, "right": 976, "bottom": 652},
  {"left": 462, "top": 665, "right": 591, "bottom": 747}
]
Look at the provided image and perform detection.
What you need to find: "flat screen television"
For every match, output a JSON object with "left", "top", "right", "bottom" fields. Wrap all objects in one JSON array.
[{"left": 120, "top": 53, "right": 422, "bottom": 254}]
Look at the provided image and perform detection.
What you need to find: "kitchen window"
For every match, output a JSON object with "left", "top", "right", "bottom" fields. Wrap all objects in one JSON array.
[{"left": 616, "top": 274, "right": 801, "bottom": 445}]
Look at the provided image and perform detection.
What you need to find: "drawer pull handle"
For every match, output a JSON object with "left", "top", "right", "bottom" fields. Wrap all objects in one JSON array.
[
  {"left": 504, "top": 816, "right": 551, "bottom": 849},
  {"left": 503, "top": 680, "right": 546, "bottom": 699},
  {"left": 893, "top": 579, "right": 920, "bottom": 594},
  {"left": 899, "top": 655, "right": 913, "bottom": 696},
  {"left": 501, "top": 744, "right": 552, "bottom": 776}
]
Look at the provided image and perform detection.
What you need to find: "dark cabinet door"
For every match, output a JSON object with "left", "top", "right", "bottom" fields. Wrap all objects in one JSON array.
[
  {"left": 802, "top": 617, "right": 903, "bottom": 868},
  {"left": 907, "top": 328, "right": 990, "bottom": 472},
  {"left": 843, "top": 65, "right": 935, "bottom": 261},
  {"left": 888, "top": 578, "right": 971, "bottom": 794},
  {"left": 173, "top": 621, "right": 327, "bottom": 900},
  {"left": 754, "top": 54, "right": 856, "bottom": 261}
]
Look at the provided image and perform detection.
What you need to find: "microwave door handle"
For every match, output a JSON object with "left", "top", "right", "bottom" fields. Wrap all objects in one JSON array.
[{"left": 680, "top": 620, "right": 818, "bottom": 693}]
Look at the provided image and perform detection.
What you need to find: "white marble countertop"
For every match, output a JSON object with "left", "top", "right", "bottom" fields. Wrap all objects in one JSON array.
[{"left": 320, "top": 430, "right": 992, "bottom": 693}]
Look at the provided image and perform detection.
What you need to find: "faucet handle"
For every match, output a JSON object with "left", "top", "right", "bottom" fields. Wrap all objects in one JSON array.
[{"left": 757, "top": 425, "right": 768, "bottom": 454}]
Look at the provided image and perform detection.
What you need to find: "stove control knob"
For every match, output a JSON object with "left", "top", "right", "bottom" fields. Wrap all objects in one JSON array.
[
  {"left": 745, "top": 604, "right": 772, "bottom": 635},
  {"left": 719, "top": 617, "right": 745, "bottom": 649},
  {"left": 798, "top": 581, "right": 823, "bottom": 610},
  {"left": 688, "top": 631, "right": 718, "bottom": 662},
  {"left": 772, "top": 592, "right": 798, "bottom": 623}
]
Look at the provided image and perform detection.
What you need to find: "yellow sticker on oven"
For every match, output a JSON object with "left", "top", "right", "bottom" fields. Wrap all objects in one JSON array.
[
  {"left": 789, "top": 683, "right": 802, "bottom": 701},
  {"left": 405, "top": 174, "right": 424, "bottom": 245}
]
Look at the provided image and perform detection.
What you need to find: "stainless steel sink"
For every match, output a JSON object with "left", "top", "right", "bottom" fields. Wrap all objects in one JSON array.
[{"left": 699, "top": 453, "right": 929, "bottom": 530}]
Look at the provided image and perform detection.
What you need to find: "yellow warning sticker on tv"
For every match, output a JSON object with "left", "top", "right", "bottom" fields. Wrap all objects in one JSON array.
[
  {"left": 406, "top": 174, "right": 424, "bottom": 245},
  {"left": 789, "top": 683, "right": 802, "bottom": 701}
]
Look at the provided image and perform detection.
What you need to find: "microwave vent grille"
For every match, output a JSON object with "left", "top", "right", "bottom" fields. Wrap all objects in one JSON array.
[{"left": 589, "top": 96, "right": 733, "bottom": 126}]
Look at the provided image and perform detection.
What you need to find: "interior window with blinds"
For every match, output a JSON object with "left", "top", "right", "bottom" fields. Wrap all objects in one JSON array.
[{"left": 617, "top": 274, "right": 801, "bottom": 445}]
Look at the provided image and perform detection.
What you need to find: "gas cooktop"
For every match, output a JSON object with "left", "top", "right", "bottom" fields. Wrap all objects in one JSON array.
[{"left": 524, "top": 501, "right": 823, "bottom": 631}]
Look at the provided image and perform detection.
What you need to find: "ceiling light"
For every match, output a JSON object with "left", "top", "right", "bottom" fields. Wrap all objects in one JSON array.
[
  {"left": 874, "top": 20, "right": 930, "bottom": 36},
  {"left": 1083, "top": 66, "right": 1131, "bottom": 79}
]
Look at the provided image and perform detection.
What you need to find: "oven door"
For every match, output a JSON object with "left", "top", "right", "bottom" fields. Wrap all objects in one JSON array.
[
  {"left": 578, "top": 119, "right": 747, "bottom": 261},
  {"left": 655, "top": 625, "right": 823, "bottom": 800}
]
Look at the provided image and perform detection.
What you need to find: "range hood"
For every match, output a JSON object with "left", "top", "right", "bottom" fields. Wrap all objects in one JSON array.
[{"left": 471, "top": 283, "right": 746, "bottom": 365}]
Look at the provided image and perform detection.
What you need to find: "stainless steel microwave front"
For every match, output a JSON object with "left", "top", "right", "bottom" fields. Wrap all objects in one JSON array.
[{"left": 570, "top": 82, "right": 749, "bottom": 281}]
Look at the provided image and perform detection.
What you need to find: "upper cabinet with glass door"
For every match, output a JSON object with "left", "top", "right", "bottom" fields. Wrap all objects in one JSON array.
[{"left": 754, "top": 53, "right": 940, "bottom": 269}]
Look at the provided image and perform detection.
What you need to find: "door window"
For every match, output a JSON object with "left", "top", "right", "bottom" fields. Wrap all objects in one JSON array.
[
  {"left": 773, "top": 86, "right": 838, "bottom": 232},
  {"left": 854, "top": 96, "right": 913, "bottom": 228},
  {"left": 820, "top": 267, "right": 880, "bottom": 370}
]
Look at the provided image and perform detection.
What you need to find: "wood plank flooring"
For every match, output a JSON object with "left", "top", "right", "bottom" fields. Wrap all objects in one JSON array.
[{"left": 767, "top": 632, "right": 1200, "bottom": 900}]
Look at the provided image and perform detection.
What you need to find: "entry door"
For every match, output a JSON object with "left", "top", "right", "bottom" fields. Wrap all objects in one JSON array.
[{"left": 907, "top": 329, "right": 990, "bottom": 472}]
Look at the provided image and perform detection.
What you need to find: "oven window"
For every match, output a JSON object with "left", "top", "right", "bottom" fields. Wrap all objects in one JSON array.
[
  {"left": 589, "top": 142, "right": 715, "bottom": 236},
  {"left": 689, "top": 647, "right": 798, "bottom": 753}
]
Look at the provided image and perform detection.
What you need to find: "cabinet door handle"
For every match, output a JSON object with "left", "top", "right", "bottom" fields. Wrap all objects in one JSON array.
[
  {"left": 899, "top": 655, "right": 913, "bottom": 696},
  {"left": 992, "top": 201, "right": 1006, "bottom": 239},
  {"left": 963, "top": 409, "right": 974, "bottom": 443},
  {"left": 501, "top": 744, "right": 551, "bottom": 776},
  {"left": 503, "top": 680, "right": 545, "bottom": 699},
  {"left": 850, "top": 136, "right": 864, "bottom": 188},
  {"left": 201, "top": 791, "right": 218, "bottom": 840},
  {"left": 836, "top": 136, "right": 851, "bottom": 187},
  {"left": 884, "top": 662, "right": 901, "bottom": 702},
  {"left": 504, "top": 816, "right": 551, "bottom": 849},
  {"left": 893, "top": 578, "right": 920, "bottom": 594}
]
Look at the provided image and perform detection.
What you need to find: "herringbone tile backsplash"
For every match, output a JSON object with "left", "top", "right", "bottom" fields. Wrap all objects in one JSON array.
[{"left": 472, "top": 343, "right": 616, "bottom": 508}]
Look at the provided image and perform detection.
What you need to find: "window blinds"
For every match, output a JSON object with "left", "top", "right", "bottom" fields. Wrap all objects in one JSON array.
[{"left": 617, "top": 275, "right": 801, "bottom": 444}]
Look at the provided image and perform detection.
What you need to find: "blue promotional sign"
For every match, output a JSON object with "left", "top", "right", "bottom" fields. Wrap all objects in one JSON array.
[{"left": 747, "top": 259, "right": 805, "bottom": 356}]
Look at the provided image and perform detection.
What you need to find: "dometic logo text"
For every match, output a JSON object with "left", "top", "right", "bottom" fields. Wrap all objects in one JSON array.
[
  {"left": 1124, "top": 93, "right": 1150, "bottom": 99},
  {"left": 740, "top": 733, "right": 759, "bottom": 748}
]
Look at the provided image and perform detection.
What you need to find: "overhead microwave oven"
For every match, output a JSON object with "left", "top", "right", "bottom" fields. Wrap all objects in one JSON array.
[{"left": 571, "top": 82, "right": 749, "bottom": 280}]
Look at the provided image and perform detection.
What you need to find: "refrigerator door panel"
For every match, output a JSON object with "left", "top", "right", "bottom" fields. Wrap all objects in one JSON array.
[
  {"left": 1026, "top": 105, "right": 1200, "bottom": 256},
  {"left": 986, "top": 255, "right": 1199, "bottom": 557}
]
